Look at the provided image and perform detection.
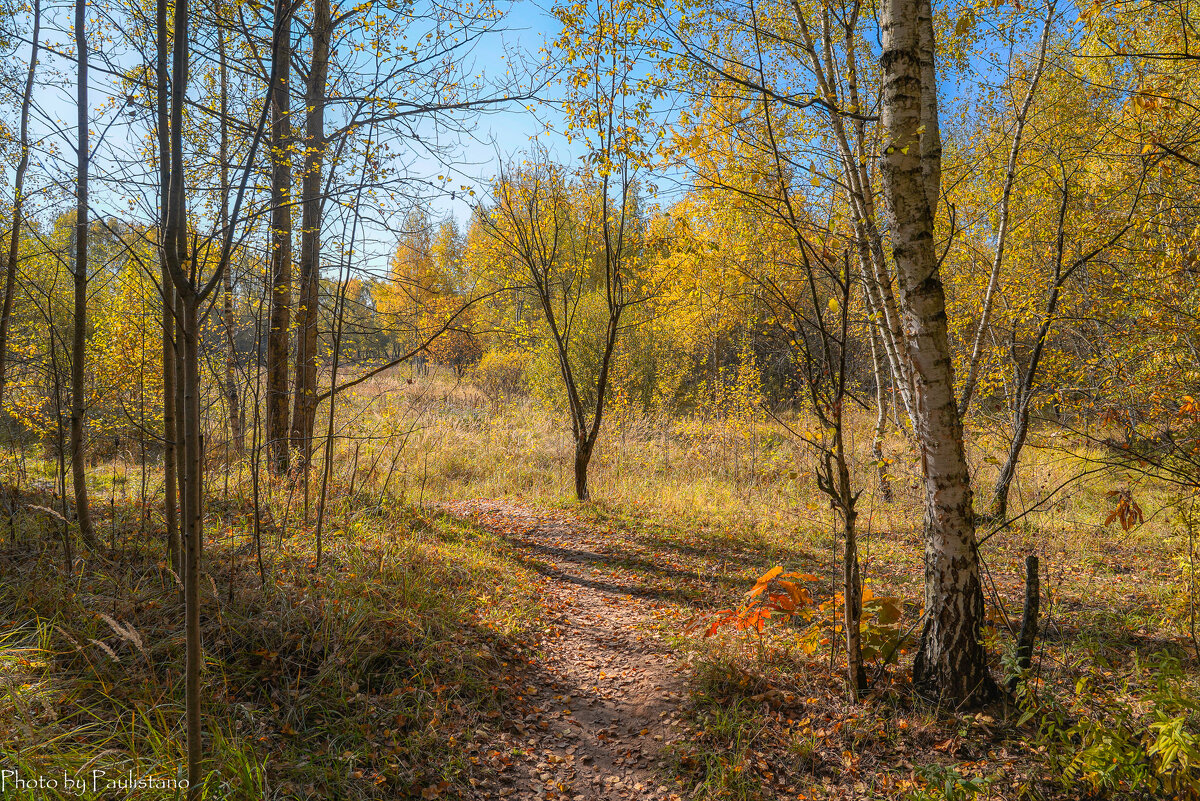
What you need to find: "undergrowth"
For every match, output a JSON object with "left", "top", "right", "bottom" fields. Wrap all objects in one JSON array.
[
  {"left": 4, "top": 367, "right": 1200, "bottom": 799},
  {"left": 0, "top": 495, "right": 542, "bottom": 800}
]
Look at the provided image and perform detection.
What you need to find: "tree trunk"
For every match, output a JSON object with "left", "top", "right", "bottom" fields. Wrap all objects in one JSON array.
[
  {"left": 0, "top": 0, "right": 40, "bottom": 413},
  {"left": 290, "top": 0, "right": 331, "bottom": 470},
  {"left": 160, "top": 0, "right": 201, "bottom": 788},
  {"left": 314, "top": 244, "right": 353, "bottom": 570},
  {"left": 837, "top": 431, "right": 866, "bottom": 701},
  {"left": 573, "top": 437, "right": 592, "bottom": 502},
  {"left": 868, "top": 328, "right": 893, "bottom": 503},
  {"left": 223, "top": 260, "right": 241, "bottom": 456},
  {"left": 49, "top": 327, "right": 71, "bottom": 568},
  {"left": 790, "top": 11, "right": 918, "bottom": 425},
  {"left": 266, "top": 0, "right": 293, "bottom": 476},
  {"left": 72, "top": 0, "right": 97, "bottom": 549},
  {"left": 957, "top": 2, "right": 1056, "bottom": 419},
  {"left": 879, "top": 0, "right": 995, "bottom": 705},
  {"left": 155, "top": 0, "right": 178, "bottom": 576},
  {"left": 989, "top": 392, "right": 1030, "bottom": 522},
  {"left": 179, "top": 292, "right": 202, "bottom": 799},
  {"left": 990, "top": 196, "right": 1073, "bottom": 520},
  {"left": 174, "top": 288, "right": 186, "bottom": 576},
  {"left": 162, "top": 267, "right": 179, "bottom": 575},
  {"left": 218, "top": 19, "right": 242, "bottom": 457},
  {"left": 1008, "top": 554, "right": 1039, "bottom": 692}
]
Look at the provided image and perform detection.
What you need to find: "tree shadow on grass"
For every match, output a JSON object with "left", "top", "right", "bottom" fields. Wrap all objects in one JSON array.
[{"left": 437, "top": 506, "right": 835, "bottom": 613}]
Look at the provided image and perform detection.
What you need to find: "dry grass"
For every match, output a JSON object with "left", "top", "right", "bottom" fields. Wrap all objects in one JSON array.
[
  {"left": 0, "top": 484, "right": 545, "bottom": 799},
  {"left": 1, "top": 362, "right": 1198, "bottom": 799},
  {"left": 320, "top": 365, "right": 1200, "bottom": 799}
]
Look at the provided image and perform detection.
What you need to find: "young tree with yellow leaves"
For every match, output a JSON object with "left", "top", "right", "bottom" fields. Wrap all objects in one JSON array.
[{"left": 470, "top": 0, "right": 662, "bottom": 501}]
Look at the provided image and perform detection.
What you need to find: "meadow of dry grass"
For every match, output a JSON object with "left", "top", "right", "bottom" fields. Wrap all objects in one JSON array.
[{"left": 1, "top": 363, "right": 1198, "bottom": 799}]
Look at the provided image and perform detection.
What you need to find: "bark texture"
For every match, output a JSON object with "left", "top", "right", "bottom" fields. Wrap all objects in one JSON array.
[
  {"left": 879, "top": 0, "right": 995, "bottom": 705},
  {"left": 290, "top": 0, "right": 331, "bottom": 470},
  {"left": 789, "top": 3, "right": 918, "bottom": 425},
  {"left": 573, "top": 439, "right": 593, "bottom": 503},
  {"left": 267, "top": 0, "right": 293, "bottom": 475}
]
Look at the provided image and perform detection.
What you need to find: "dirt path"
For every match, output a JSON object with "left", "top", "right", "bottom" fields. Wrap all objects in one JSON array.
[{"left": 442, "top": 499, "right": 690, "bottom": 801}]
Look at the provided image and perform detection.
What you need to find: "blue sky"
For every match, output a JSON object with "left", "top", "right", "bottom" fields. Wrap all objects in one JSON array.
[
  {"left": 424, "top": 1, "right": 592, "bottom": 224},
  {"left": 0, "top": 0, "right": 1060, "bottom": 278},
  {"left": 0, "top": 0, "right": 571, "bottom": 274}
]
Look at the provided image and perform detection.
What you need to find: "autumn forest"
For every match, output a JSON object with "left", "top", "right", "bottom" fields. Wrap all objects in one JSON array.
[{"left": 1, "top": 0, "right": 1199, "bottom": 798}]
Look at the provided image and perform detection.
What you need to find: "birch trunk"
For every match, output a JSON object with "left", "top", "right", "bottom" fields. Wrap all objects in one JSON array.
[
  {"left": 790, "top": 5, "right": 918, "bottom": 425},
  {"left": 879, "top": 0, "right": 995, "bottom": 705}
]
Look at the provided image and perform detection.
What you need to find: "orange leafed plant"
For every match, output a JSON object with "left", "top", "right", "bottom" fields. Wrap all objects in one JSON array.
[
  {"left": 687, "top": 567, "right": 908, "bottom": 666},
  {"left": 686, "top": 566, "right": 818, "bottom": 637},
  {"left": 1104, "top": 489, "right": 1145, "bottom": 532}
]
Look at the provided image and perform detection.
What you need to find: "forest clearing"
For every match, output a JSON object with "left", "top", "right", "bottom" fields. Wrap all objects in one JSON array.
[
  {"left": 2, "top": 0, "right": 1200, "bottom": 798},
  {"left": 2, "top": 371, "right": 1196, "bottom": 799}
]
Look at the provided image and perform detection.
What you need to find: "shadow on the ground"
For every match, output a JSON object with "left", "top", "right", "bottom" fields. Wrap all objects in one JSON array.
[{"left": 438, "top": 505, "right": 831, "bottom": 611}]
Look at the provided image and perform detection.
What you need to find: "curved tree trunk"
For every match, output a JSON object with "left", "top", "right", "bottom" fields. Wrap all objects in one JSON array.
[
  {"left": 990, "top": 394, "right": 1030, "bottom": 522},
  {"left": 989, "top": 261, "right": 1065, "bottom": 521}
]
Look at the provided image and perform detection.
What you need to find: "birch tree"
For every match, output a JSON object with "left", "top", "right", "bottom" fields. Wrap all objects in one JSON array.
[{"left": 877, "top": 0, "right": 995, "bottom": 703}]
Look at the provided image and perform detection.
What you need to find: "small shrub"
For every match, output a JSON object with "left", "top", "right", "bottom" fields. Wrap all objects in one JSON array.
[
  {"left": 1026, "top": 656, "right": 1200, "bottom": 799},
  {"left": 474, "top": 349, "right": 530, "bottom": 405},
  {"left": 906, "top": 765, "right": 993, "bottom": 801},
  {"left": 687, "top": 566, "right": 906, "bottom": 669}
]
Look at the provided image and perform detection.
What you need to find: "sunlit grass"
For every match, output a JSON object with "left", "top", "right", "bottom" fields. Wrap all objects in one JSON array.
[{"left": 2, "top": 363, "right": 1199, "bottom": 798}]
